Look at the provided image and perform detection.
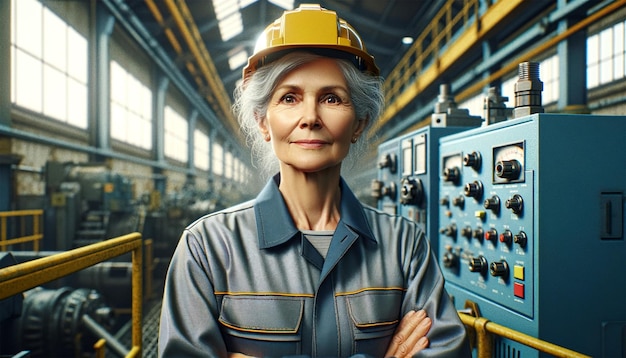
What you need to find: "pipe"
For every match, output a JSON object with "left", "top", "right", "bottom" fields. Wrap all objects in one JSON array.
[{"left": 82, "top": 314, "right": 130, "bottom": 357}]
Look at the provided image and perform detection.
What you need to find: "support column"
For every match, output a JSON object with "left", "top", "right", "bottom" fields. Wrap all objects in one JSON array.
[{"left": 557, "top": 0, "right": 588, "bottom": 113}]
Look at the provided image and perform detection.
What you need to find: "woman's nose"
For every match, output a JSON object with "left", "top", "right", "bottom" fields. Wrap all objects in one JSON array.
[{"left": 299, "top": 99, "right": 322, "bottom": 129}]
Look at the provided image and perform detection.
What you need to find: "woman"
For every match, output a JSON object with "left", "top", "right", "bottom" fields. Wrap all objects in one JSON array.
[{"left": 159, "top": 4, "right": 469, "bottom": 357}]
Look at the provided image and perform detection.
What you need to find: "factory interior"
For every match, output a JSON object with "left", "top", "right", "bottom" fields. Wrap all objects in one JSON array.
[{"left": 0, "top": 0, "right": 625, "bottom": 357}]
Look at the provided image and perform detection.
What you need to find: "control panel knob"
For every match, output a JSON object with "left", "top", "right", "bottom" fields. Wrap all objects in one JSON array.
[
  {"left": 505, "top": 194, "right": 524, "bottom": 214},
  {"left": 464, "top": 180, "right": 483, "bottom": 199},
  {"left": 400, "top": 177, "right": 424, "bottom": 205},
  {"left": 442, "top": 250, "right": 459, "bottom": 268},
  {"left": 440, "top": 223, "right": 457, "bottom": 238},
  {"left": 472, "top": 227, "right": 484, "bottom": 241},
  {"left": 484, "top": 228, "right": 498, "bottom": 243},
  {"left": 490, "top": 260, "right": 510, "bottom": 278},
  {"left": 440, "top": 196, "right": 450, "bottom": 206},
  {"left": 461, "top": 226, "right": 473, "bottom": 239},
  {"left": 499, "top": 230, "right": 513, "bottom": 246},
  {"left": 463, "top": 151, "right": 482, "bottom": 170},
  {"left": 378, "top": 153, "right": 397, "bottom": 173},
  {"left": 468, "top": 256, "right": 488, "bottom": 274},
  {"left": 443, "top": 167, "right": 460, "bottom": 184},
  {"left": 495, "top": 159, "right": 521, "bottom": 180},
  {"left": 513, "top": 231, "right": 528, "bottom": 248},
  {"left": 371, "top": 180, "right": 396, "bottom": 200},
  {"left": 483, "top": 195, "right": 500, "bottom": 213},
  {"left": 452, "top": 195, "right": 465, "bottom": 208}
]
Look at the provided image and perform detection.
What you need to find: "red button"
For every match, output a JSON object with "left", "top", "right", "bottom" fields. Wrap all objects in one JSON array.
[{"left": 514, "top": 282, "right": 525, "bottom": 299}]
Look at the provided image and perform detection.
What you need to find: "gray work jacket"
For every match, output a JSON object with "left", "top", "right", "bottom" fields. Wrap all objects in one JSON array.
[{"left": 158, "top": 175, "right": 469, "bottom": 357}]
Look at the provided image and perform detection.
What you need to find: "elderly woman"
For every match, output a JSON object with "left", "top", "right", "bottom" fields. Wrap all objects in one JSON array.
[{"left": 158, "top": 4, "right": 469, "bottom": 358}]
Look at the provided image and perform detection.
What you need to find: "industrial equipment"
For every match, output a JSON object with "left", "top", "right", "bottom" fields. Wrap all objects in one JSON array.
[
  {"left": 437, "top": 112, "right": 626, "bottom": 357},
  {"left": 372, "top": 84, "right": 483, "bottom": 256},
  {"left": 0, "top": 287, "right": 118, "bottom": 358},
  {"left": 44, "top": 161, "right": 139, "bottom": 250}
]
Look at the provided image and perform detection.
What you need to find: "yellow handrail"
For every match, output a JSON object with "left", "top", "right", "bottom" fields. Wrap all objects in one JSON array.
[
  {"left": 459, "top": 312, "right": 591, "bottom": 358},
  {"left": 0, "top": 232, "right": 143, "bottom": 357},
  {"left": 0, "top": 209, "right": 44, "bottom": 251}
]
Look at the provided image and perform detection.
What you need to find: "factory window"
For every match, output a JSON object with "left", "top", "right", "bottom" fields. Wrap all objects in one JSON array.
[
  {"left": 587, "top": 20, "right": 626, "bottom": 88},
  {"left": 458, "top": 94, "right": 483, "bottom": 118},
  {"left": 213, "top": 142, "right": 224, "bottom": 176},
  {"left": 110, "top": 60, "right": 153, "bottom": 150},
  {"left": 164, "top": 106, "right": 189, "bottom": 163},
  {"left": 225, "top": 151, "right": 233, "bottom": 179},
  {"left": 194, "top": 129, "right": 210, "bottom": 171},
  {"left": 10, "top": 0, "right": 88, "bottom": 128},
  {"left": 539, "top": 55, "right": 559, "bottom": 105}
]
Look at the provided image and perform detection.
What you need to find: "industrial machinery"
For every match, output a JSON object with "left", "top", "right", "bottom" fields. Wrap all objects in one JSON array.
[
  {"left": 0, "top": 286, "right": 118, "bottom": 358},
  {"left": 372, "top": 84, "right": 483, "bottom": 256},
  {"left": 437, "top": 63, "right": 626, "bottom": 356},
  {"left": 44, "top": 161, "right": 139, "bottom": 250}
]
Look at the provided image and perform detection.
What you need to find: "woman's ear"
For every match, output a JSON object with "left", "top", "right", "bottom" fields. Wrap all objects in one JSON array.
[
  {"left": 353, "top": 118, "right": 369, "bottom": 139},
  {"left": 258, "top": 117, "right": 270, "bottom": 141}
]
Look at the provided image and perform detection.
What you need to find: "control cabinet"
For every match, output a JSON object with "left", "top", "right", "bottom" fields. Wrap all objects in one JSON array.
[
  {"left": 438, "top": 113, "right": 626, "bottom": 357},
  {"left": 373, "top": 126, "right": 472, "bottom": 256}
]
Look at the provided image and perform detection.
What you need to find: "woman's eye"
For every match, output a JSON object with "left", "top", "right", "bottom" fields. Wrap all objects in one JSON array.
[
  {"left": 280, "top": 94, "right": 297, "bottom": 103},
  {"left": 323, "top": 94, "right": 342, "bottom": 104}
]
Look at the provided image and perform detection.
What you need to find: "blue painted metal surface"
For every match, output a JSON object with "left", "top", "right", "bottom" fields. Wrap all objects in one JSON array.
[{"left": 437, "top": 113, "right": 626, "bottom": 357}]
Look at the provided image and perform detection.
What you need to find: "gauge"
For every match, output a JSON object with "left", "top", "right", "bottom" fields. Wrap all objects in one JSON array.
[{"left": 492, "top": 142, "right": 525, "bottom": 184}]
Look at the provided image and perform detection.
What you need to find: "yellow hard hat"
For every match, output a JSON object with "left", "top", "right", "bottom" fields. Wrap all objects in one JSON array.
[{"left": 243, "top": 4, "right": 379, "bottom": 81}]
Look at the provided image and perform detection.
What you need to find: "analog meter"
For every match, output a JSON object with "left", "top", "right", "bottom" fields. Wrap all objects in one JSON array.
[{"left": 493, "top": 142, "right": 525, "bottom": 184}]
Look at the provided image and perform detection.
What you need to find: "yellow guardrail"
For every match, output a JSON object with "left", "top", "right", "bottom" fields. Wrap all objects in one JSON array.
[
  {"left": 0, "top": 209, "right": 44, "bottom": 251},
  {"left": 0, "top": 232, "right": 143, "bottom": 358},
  {"left": 459, "top": 312, "right": 591, "bottom": 358}
]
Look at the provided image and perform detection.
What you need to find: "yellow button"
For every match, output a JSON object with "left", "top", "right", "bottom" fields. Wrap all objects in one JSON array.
[
  {"left": 514, "top": 265, "right": 525, "bottom": 281},
  {"left": 474, "top": 210, "right": 486, "bottom": 219}
]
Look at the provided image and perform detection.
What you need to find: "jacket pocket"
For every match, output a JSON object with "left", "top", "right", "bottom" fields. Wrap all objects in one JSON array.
[
  {"left": 345, "top": 289, "right": 402, "bottom": 355},
  {"left": 219, "top": 295, "right": 304, "bottom": 355}
]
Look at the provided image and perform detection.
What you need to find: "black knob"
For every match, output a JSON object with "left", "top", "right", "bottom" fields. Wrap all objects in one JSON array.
[
  {"left": 513, "top": 231, "right": 528, "bottom": 248},
  {"left": 440, "top": 223, "right": 457, "bottom": 238},
  {"left": 440, "top": 196, "right": 450, "bottom": 206},
  {"left": 442, "top": 251, "right": 458, "bottom": 268},
  {"left": 505, "top": 194, "right": 524, "bottom": 214},
  {"left": 443, "top": 167, "right": 460, "bottom": 184},
  {"left": 400, "top": 177, "right": 424, "bottom": 205},
  {"left": 460, "top": 226, "right": 473, "bottom": 239},
  {"left": 464, "top": 181, "right": 483, "bottom": 199},
  {"left": 452, "top": 195, "right": 465, "bottom": 208},
  {"left": 469, "top": 256, "right": 488, "bottom": 274},
  {"left": 484, "top": 195, "right": 500, "bottom": 213},
  {"left": 490, "top": 260, "right": 509, "bottom": 278},
  {"left": 499, "top": 230, "right": 513, "bottom": 246},
  {"left": 472, "top": 227, "right": 484, "bottom": 241},
  {"left": 463, "top": 151, "right": 481, "bottom": 170},
  {"left": 495, "top": 160, "right": 521, "bottom": 180}
]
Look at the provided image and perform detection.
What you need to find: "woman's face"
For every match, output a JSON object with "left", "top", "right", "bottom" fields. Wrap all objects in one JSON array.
[{"left": 260, "top": 57, "right": 367, "bottom": 173}]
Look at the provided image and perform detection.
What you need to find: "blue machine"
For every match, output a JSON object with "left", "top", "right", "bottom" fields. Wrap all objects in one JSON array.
[
  {"left": 437, "top": 113, "right": 626, "bottom": 357},
  {"left": 373, "top": 126, "right": 475, "bottom": 257},
  {"left": 372, "top": 84, "right": 482, "bottom": 256}
]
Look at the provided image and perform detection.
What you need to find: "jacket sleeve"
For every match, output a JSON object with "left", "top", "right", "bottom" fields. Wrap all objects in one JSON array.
[
  {"left": 402, "top": 227, "right": 471, "bottom": 358},
  {"left": 158, "top": 229, "right": 228, "bottom": 358}
]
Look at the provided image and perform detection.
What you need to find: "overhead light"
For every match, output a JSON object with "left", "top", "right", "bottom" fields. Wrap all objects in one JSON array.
[
  {"left": 402, "top": 36, "right": 414, "bottom": 45},
  {"left": 269, "top": 0, "right": 294, "bottom": 10},
  {"left": 228, "top": 49, "right": 248, "bottom": 70}
]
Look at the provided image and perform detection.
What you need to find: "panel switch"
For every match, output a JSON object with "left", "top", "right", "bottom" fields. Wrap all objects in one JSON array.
[{"left": 600, "top": 193, "right": 623, "bottom": 240}]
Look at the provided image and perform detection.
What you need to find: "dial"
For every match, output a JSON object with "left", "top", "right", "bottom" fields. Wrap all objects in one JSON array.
[{"left": 492, "top": 142, "right": 525, "bottom": 184}]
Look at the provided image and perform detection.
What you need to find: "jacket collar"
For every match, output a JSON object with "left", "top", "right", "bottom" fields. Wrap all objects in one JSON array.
[{"left": 254, "top": 174, "right": 376, "bottom": 249}]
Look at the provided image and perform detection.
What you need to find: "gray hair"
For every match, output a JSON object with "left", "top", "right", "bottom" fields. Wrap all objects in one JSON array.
[{"left": 232, "top": 51, "right": 384, "bottom": 177}]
